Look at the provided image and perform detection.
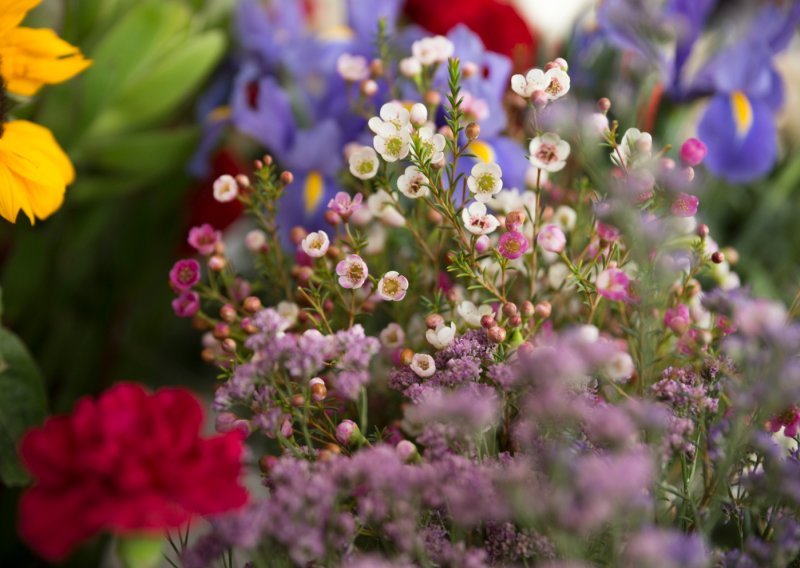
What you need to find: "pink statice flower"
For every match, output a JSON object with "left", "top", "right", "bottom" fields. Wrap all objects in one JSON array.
[
  {"left": 498, "top": 231, "right": 529, "bottom": 259},
  {"left": 169, "top": 259, "right": 201, "bottom": 291},
  {"left": 172, "top": 290, "right": 200, "bottom": 318},
  {"left": 328, "top": 192, "right": 363, "bottom": 222},
  {"left": 188, "top": 223, "right": 220, "bottom": 256},
  {"left": 336, "top": 255, "right": 369, "bottom": 289},
  {"left": 537, "top": 224, "right": 566, "bottom": 253},
  {"left": 671, "top": 193, "right": 699, "bottom": 217},
  {"left": 596, "top": 266, "right": 630, "bottom": 301}
]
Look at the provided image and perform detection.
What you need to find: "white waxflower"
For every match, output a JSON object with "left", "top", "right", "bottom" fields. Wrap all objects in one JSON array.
[
  {"left": 301, "top": 230, "right": 330, "bottom": 258},
  {"left": 410, "top": 353, "right": 436, "bottom": 377},
  {"left": 510, "top": 67, "right": 570, "bottom": 100},
  {"left": 336, "top": 53, "right": 369, "bottom": 82},
  {"left": 373, "top": 122, "right": 411, "bottom": 163},
  {"left": 412, "top": 126, "right": 446, "bottom": 165},
  {"left": 377, "top": 271, "right": 409, "bottom": 301},
  {"left": 348, "top": 146, "right": 379, "bottom": 180},
  {"left": 461, "top": 201, "right": 499, "bottom": 235},
  {"left": 367, "top": 190, "right": 405, "bottom": 227},
  {"left": 529, "top": 133, "right": 571, "bottom": 172},
  {"left": 411, "top": 35, "right": 454, "bottom": 66},
  {"left": 379, "top": 322, "right": 405, "bottom": 349},
  {"left": 489, "top": 187, "right": 537, "bottom": 216},
  {"left": 213, "top": 174, "right": 238, "bottom": 202},
  {"left": 547, "top": 262, "right": 572, "bottom": 289},
  {"left": 276, "top": 301, "right": 300, "bottom": 328},
  {"left": 368, "top": 102, "right": 411, "bottom": 134},
  {"left": 397, "top": 166, "right": 430, "bottom": 199},
  {"left": 467, "top": 162, "right": 503, "bottom": 202},
  {"left": 244, "top": 229, "right": 267, "bottom": 252},
  {"left": 410, "top": 103, "right": 428, "bottom": 126},
  {"left": 364, "top": 224, "right": 387, "bottom": 255},
  {"left": 553, "top": 205, "right": 577, "bottom": 231},
  {"left": 426, "top": 322, "right": 456, "bottom": 350},
  {"left": 612, "top": 128, "right": 653, "bottom": 168},
  {"left": 457, "top": 301, "right": 494, "bottom": 328},
  {"left": 604, "top": 352, "right": 635, "bottom": 382},
  {"left": 399, "top": 57, "right": 422, "bottom": 77}
]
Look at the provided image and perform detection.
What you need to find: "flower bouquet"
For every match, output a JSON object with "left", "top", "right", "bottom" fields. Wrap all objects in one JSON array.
[{"left": 15, "top": 2, "right": 800, "bottom": 567}]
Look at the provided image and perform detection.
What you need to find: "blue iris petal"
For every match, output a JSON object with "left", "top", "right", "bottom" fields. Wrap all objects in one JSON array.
[{"left": 698, "top": 94, "right": 777, "bottom": 183}]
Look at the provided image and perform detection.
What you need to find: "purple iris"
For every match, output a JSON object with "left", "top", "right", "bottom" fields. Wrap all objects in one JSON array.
[{"left": 598, "top": 0, "right": 800, "bottom": 183}]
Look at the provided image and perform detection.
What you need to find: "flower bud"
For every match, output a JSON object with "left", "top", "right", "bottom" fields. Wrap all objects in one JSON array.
[
  {"left": 505, "top": 210, "right": 526, "bottom": 232},
  {"left": 310, "top": 377, "right": 327, "bottom": 402},
  {"left": 245, "top": 229, "right": 267, "bottom": 253},
  {"left": 360, "top": 79, "right": 378, "bottom": 96},
  {"left": 534, "top": 301, "right": 552, "bottom": 319},
  {"left": 399, "top": 57, "right": 421, "bottom": 77},
  {"left": 324, "top": 210, "right": 342, "bottom": 225},
  {"left": 475, "top": 234, "right": 490, "bottom": 253},
  {"left": 243, "top": 296, "right": 262, "bottom": 313},
  {"left": 208, "top": 255, "right": 226, "bottom": 272},
  {"left": 723, "top": 247, "right": 739, "bottom": 265},
  {"left": 395, "top": 440, "right": 418, "bottom": 462},
  {"left": 680, "top": 137, "right": 707, "bottom": 167},
  {"left": 697, "top": 223, "right": 710, "bottom": 238},
  {"left": 259, "top": 455, "right": 278, "bottom": 474},
  {"left": 215, "top": 412, "right": 238, "bottom": 433},
  {"left": 502, "top": 302, "right": 518, "bottom": 317},
  {"left": 480, "top": 314, "right": 497, "bottom": 329},
  {"left": 241, "top": 317, "right": 259, "bottom": 334},
  {"left": 410, "top": 103, "right": 428, "bottom": 126},
  {"left": 281, "top": 418, "right": 293, "bottom": 438},
  {"left": 465, "top": 122, "right": 480, "bottom": 140},
  {"left": 487, "top": 325, "right": 507, "bottom": 343},
  {"left": 439, "top": 125, "right": 454, "bottom": 139},
  {"left": 213, "top": 322, "right": 230, "bottom": 340},
  {"left": 336, "top": 419, "right": 365, "bottom": 446},
  {"left": 291, "top": 394, "right": 305, "bottom": 407},
  {"left": 427, "top": 209, "right": 444, "bottom": 224},
  {"left": 508, "top": 315, "right": 523, "bottom": 328},
  {"left": 400, "top": 348, "right": 415, "bottom": 366},
  {"left": 290, "top": 226, "right": 307, "bottom": 245},
  {"left": 462, "top": 61, "right": 479, "bottom": 78},
  {"left": 262, "top": 154, "right": 273, "bottom": 166},
  {"left": 369, "top": 58, "right": 384, "bottom": 77},
  {"left": 296, "top": 266, "right": 313, "bottom": 286},
  {"left": 201, "top": 348, "right": 217, "bottom": 363},
  {"left": 326, "top": 245, "right": 341, "bottom": 259},
  {"left": 532, "top": 90, "right": 548, "bottom": 109},
  {"left": 521, "top": 300, "right": 535, "bottom": 317},
  {"left": 220, "top": 304, "right": 237, "bottom": 323},
  {"left": 221, "top": 338, "right": 237, "bottom": 353},
  {"left": 597, "top": 97, "right": 611, "bottom": 113},
  {"left": 426, "top": 313, "right": 444, "bottom": 330},
  {"left": 279, "top": 171, "right": 294, "bottom": 186},
  {"left": 711, "top": 251, "right": 725, "bottom": 264},
  {"left": 424, "top": 90, "right": 442, "bottom": 106}
]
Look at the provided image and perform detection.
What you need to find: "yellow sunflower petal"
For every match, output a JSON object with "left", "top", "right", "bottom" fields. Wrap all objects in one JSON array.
[
  {"left": 0, "top": 0, "right": 40, "bottom": 36},
  {"left": 0, "top": 120, "right": 73, "bottom": 223},
  {"left": 0, "top": 27, "right": 91, "bottom": 97}
]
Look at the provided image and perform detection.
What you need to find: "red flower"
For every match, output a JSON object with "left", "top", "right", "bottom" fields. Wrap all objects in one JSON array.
[
  {"left": 405, "top": 0, "right": 537, "bottom": 66},
  {"left": 18, "top": 382, "right": 248, "bottom": 561}
]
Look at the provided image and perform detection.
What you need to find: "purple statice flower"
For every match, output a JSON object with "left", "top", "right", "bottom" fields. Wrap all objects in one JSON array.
[
  {"left": 484, "top": 522, "right": 556, "bottom": 564},
  {"left": 622, "top": 528, "right": 709, "bottom": 568},
  {"left": 651, "top": 366, "right": 719, "bottom": 417},
  {"left": 283, "top": 329, "right": 333, "bottom": 378},
  {"left": 661, "top": 413, "right": 696, "bottom": 460},
  {"left": 404, "top": 384, "right": 500, "bottom": 437},
  {"left": 328, "top": 325, "right": 379, "bottom": 400},
  {"left": 487, "top": 362, "right": 517, "bottom": 390}
]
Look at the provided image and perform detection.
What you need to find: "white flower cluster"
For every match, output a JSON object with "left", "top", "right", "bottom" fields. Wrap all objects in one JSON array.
[{"left": 511, "top": 58, "right": 570, "bottom": 105}]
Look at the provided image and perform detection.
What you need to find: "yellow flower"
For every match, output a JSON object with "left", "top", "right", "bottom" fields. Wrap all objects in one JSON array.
[
  {"left": 0, "top": 0, "right": 91, "bottom": 97},
  {"left": 0, "top": 120, "right": 74, "bottom": 223},
  {"left": 0, "top": 0, "right": 90, "bottom": 223}
]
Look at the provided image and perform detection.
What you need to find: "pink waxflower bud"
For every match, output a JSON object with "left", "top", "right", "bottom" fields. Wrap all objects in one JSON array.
[
  {"left": 336, "top": 419, "right": 365, "bottom": 446},
  {"left": 208, "top": 255, "right": 226, "bottom": 272},
  {"left": 309, "top": 378, "right": 327, "bottom": 402},
  {"left": 680, "top": 138, "right": 707, "bottom": 167},
  {"left": 532, "top": 90, "right": 548, "bottom": 109},
  {"left": 360, "top": 79, "right": 378, "bottom": 96},
  {"left": 537, "top": 224, "right": 566, "bottom": 253},
  {"left": 395, "top": 440, "right": 418, "bottom": 462},
  {"left": 505, "top": 210, "right": 526, "bottom": 232},
  {"left": 475, "top": 235, "right": 491, "bottom": 253}
]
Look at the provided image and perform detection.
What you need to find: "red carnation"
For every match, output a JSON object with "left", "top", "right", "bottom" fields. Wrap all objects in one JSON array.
[{"left": 18, "top": 382, "right": 248, "bottom": 561}]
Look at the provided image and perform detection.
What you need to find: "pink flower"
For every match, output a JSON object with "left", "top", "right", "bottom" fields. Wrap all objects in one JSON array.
[
  {"left": 596, "top": 267, "right": 631, "bottom": 301},
  {"left": 187, "top": 224, "right": 220, "bottom": 256},
  {"left": 300, "top": 230, "right": 330, "bottom": 258},
  {"left": 336, "top": 254, "right": 369, "bottom": 289},
  {"left": 767, "top": 406, "right": 800, "bottom": 437},
  {"left": 169, "top": 259, "right": 201, "bottom": 291},
  {"left": 664, "top": 304, "right": 690, "bottom": 335},
  {"left": 671, "top": 193, "right": 699, "bottom": 217},
  {"left": 498, "top": 231, "right": 530, "bottom": 259},
  {"left": 596, "top": 222, "right": 620, "bottom": 243},
  {"left": 172, "top": 291, "right": 200, "bottom": 318},
  {"left": 328, "top": 192, "right": 363, "bottom": 222},
  {"left": 680, "top": 138, "right": 707, "bottom": 167},
  {"left": 537, "top": 224, "right": 566, "bottom": 253},
  {"left": 377, "top": 271, "right": 409, "bottom": 301}
]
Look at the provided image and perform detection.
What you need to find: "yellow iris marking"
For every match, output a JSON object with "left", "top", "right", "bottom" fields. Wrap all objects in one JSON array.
[
  {"left": 470, "top": 140, "right": 495, "bottom": 164},
  {"left": 207, "top": 106, "right": 231, "bottom": 122},
  {"left": 318, "top": 25, "right": 354, "bottom": 41},
  {"left": 304, "top": 171, "right": 324, "bottom": 215},
  {"left": 731, "top": 91, "right": 753, "bottom": 138}
]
